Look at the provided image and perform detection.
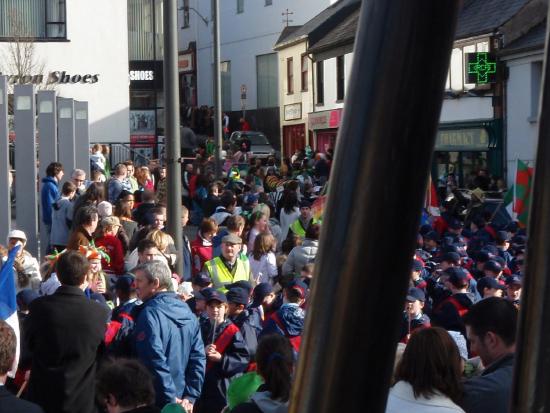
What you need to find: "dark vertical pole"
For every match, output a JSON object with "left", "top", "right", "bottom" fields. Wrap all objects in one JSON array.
[
  {"left": 212, "top": 0, "right": 223, "bottom": 178},
  {"left": 510, "top": 11, "right": 550, "bottom": 412},
  {"left": 163, "top": 0, "right": 183, "bottom": 276},
  {"left": 289, "top": 1, "right": 460, "bottom": 413}
]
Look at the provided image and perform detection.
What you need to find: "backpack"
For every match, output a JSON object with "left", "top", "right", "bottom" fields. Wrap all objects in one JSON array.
[
  {"left": 105, "top": 311, "right": 136, "bottom": 356},
  {"left": 271, "top": 312, "right": 302, "bottom": 352}
]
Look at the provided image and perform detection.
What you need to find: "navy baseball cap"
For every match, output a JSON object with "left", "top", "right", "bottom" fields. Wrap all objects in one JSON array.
[
  {"left": 192, "top": 273, "right": 212, "bottom": 288},
  {"left": 476, "top": 276, "right": 505, "bottom": 295},
  {"left": 251, "top": 283, "right": 274, "bottom": 307},
  {"left": 115, "top": 275, "right": 136, "bottom": 292},
  {"left": 412, "top": 260, "right": 423, "bottom": 272},
  {"left": 195, "top": 287, "right": 215, "bottom": 301},
  {"left": 226, "top": 287, "right": 249, "bottom": 305},
  {"left": 206, "top": 290, "right": 227, "bottom": 304},
  {"left": 484, "top": 260, "right": 503, "bottom": 274},
  {"left": 440, "top": 252, "right": 461, "bottom": 265},
  {"left": 475, "top": 250, "right": 492, "bottom": 263},
  {"left": 406, "top": 287, "right": 426, "bottom": 302},
  {"left": 445, "top": 267, "right": 470, "bottom": 288},
  {"left": 287, "top": 279, "right": 308, "bottom": 299},
  {"left": 424, "top": 231, "right": 440, "bottom": 242},
  {"left": 496, "top": 231, "right": 510, "bottom": 243},
  {"left": 226, "top": 281, "right": 253, "bottom": 295},
  {"left": 506, "top": 275, "right": 523, "bottom": 286},
  {"left": 448, "top": 219, "right": 464, "bottom": 230}
]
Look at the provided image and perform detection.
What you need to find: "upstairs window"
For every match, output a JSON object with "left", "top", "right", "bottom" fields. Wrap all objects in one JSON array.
[
  {"left": 0, "top": 0, "right": 67, "bottom": 39},
  {"left": 237, "top": 0, "right": 244, "bottom": 14},
  {"left": 287, "top": 57, "right": 294, "bottom": 94}
]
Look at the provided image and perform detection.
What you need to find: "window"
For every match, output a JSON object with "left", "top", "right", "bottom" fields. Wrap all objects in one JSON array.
[
  {"left": 221, "top": 61, "right": 232, "bottom": 111},
  {"left": 128, "top": 0, "right": 164, "bottom": 61},
  {"left": 257, "top": 53, "right": 278, "bottom": 108},
  {"left": 445, "top": 40, "right": 490, "bottom": 92},
  {"left": 182, "top": 0, "right": 190, "bottom": 28},
  {"left": 237, "top": 0, "right": 244, "bottom": 14},
  {"left": 316, "top": 61, "right": 324, "bottom": 105},
  {"left": 265, "top": 0, "right": 273, "bottom": 5},
  {"left": 301, "top": 54, "right": 308, "bottom": 91},
  {"left": 336, "top": 55, "right": 345, "bottom": 101},
  {"left": 0, "top": 0, "right": 67, "bottom": 39},
  {"left": 287, "top": 57, "right": 294, "bottom": 94},
  {"left": 531, "top": 61, "right": 543, "bottom": 120}
]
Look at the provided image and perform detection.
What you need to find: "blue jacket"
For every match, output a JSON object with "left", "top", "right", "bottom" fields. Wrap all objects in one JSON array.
[
  {"left": 134, "top": 292, "right": 206, "bottom": 407},
  {"left": 260, "top": 303, "right": 305, "bottom": 338},
  {"left": 41, "top": 176, "right": 59, "bottom": 226}
]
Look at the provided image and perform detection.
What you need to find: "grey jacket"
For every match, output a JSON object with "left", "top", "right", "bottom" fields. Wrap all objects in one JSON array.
[
  {"left": 460, "top": 354, "right": 514, "bottom": 413},
  {"left": 282, "top": 239, "right": 318, "bottom": 275},
  {"left": 50, "top": 197, "right": 73, "bottom": 247}
]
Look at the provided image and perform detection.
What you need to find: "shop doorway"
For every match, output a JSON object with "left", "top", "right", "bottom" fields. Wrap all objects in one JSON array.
[
  {"left": 434, "top": 151, "right": 488, "bottom": 190},
  {"left": 282, "top": 124, "right": 306, "bottom": 158},
  {"left": 316, "top": 130, "right": 337, "bottom": 153}
]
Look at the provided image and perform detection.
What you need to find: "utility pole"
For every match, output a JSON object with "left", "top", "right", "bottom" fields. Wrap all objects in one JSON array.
[
  {"left": 163, "top": 0, "right": 183, "bottom": 276},
  {"left": 212, "top": 0, "right": 223, "bottom": 179}
]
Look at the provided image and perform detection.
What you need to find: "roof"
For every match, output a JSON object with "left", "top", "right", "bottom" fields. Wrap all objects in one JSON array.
[
  {"left": 273, "top": 0, "right": 361, "bottom": 50},
  {"left": 455, "top": 0, "right": 528, "bottom": 39},
  {"left": 308, "top": 7, "right": 359, "bottom": 54},
  {"left": 276, "top": 25, "right": 301, "bottom": 45},
  {"left": 500, "top": 20, "right": 546, "bottom": 55}
]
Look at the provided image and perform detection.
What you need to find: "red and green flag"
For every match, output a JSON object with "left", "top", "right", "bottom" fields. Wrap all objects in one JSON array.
[{"left": 514, "top": 160, "right": 534, "bottom": 227}]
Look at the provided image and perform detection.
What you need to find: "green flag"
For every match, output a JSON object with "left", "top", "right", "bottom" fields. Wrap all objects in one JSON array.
[{"left": 503, "top": 184, "right": 514, "bottom": 219}]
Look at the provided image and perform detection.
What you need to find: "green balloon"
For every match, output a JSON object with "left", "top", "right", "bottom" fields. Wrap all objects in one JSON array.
[{"left": 161, "top": 403, "right": 185, "bottom": 413}]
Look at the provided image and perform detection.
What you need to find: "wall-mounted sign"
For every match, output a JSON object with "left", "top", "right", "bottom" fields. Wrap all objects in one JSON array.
[
  {"left": 0, "top": 71, "right": 99, "bottom": 85},
  {"left": 466, "top": 52, "right": 497, "bottom": 85},
  {"left": 284, "top": 103, "right": 302, "bottom": 121},
  {"left": 178, "top": 53, "right": 194, "bottom": 73},
  {"left": 308, "top": 108, "right": 342, "bottom": 130},
  {"left": 435, "top": 128, "right": 489, "bottom": 151},
  {"left": 129, "top": 61, "right": 163, "bottom": 90}
]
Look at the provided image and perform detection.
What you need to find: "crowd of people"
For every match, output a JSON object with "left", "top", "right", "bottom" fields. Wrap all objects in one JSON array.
[{"left": 0, "top": 142, "right": 526, "bottom": 413}]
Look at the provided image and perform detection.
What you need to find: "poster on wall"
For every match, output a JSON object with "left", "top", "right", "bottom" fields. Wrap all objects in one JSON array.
[{"left": 130, "top": 110, "right": 156, "bottom": 135}]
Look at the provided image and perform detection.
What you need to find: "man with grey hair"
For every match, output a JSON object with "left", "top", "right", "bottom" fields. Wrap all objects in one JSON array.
[
  {"left": 133, "top": 261, "right": 205, "bottom": 411},
  {"left": 71, "top": 169, "right": 87, "bottom": 197}
]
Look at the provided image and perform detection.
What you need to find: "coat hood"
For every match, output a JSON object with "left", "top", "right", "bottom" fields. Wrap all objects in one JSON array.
[
  {"left": 42, "top": 176, "right": 58, "bottom": 185},
  {"left": 251, "top": 391, "right": 289, "bottom": 413},
  {"left": 144, "top": 292, "right": 195, "bottom": 327},
  {"left": 278, "top": 303, "right": 305, "bottom": 336}
]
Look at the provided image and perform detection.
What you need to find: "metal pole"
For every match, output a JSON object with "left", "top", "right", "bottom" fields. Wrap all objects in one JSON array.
[
  {"left": 163, "top": 0, "right": 183, "bottom": 277},
  {"left": 0, "top": 76, "right": 11, "bottom": 244},
  {"left": 510, "top": 9, "right": 550, "bottom": 411},
  {"left": 212, "top": 0, "right": 223, "bottom": 178},
  {"left": 289, "top": 1, "right": 460, "bottom": 412}
]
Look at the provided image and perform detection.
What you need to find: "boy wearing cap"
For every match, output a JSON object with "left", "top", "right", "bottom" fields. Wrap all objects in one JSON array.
[
  {"left": 476, "top": 276, "right": 505, "bottom": 299},
  {"left": 423, "top": 231, "right": 440, "bottom": 256},
  {"left": 196, "top": 291, "right": 250, "bottom": 413},
  {"left": 431, "top": 267, "right": 475, "bottom": 336},
  {"left": 505, "top": 276, "right": 522, "bottom": 309},
  {"left": 227, "top": 287, "right": 260, "bottom": 361},
  {"left": 400, "top": 287, "right": 431, "bottom": 343},
  {"left": 483, "top": 260, "right": 505, "bottom": 285},
  {"left": 250, "top": 282, "right": 281, "bottom": 325},
  {"left": 260, "top": 280, "right": 307, "bottom": 352}
]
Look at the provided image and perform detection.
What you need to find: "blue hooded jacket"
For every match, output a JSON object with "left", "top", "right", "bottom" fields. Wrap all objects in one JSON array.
[
  {"left": 41, "top": 176, "right": 59, "bottom": 226},
  {"left": 134, "top": 292, "right": 206, "bottom": 407},
  {"left": 260, "top": 303, "right": 305, "bottom": 337}
]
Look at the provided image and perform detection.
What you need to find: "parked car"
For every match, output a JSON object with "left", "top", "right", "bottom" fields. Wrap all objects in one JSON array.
[{"left": 228, "top": 131, "right": 278, "bottom": 159}]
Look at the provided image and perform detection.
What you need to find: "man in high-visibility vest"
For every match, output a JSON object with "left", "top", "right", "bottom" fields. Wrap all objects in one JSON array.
[
  {"left": 289, "top": 200, "right": 320, "bottom": 239},
  {"left": 202, "top": 234, "right": 252, "bottom": 292}
]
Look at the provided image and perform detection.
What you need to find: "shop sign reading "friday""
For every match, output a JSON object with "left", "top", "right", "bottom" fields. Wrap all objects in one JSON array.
[{"left": 0, "top": 71, "right": 100, "bottom": 85}]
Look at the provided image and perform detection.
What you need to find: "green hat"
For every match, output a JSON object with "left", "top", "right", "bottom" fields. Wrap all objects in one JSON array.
[
  {"left": 161, "top": 403, "right": 185, "bottom": 413},
  {"left": 227, "top": 372, "right": 264, "bottom": 410}
]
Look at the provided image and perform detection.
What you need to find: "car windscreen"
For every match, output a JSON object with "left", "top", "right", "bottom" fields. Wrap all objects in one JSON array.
[{"left": 244, "top": 134, "right": 269, "bottom": 145}]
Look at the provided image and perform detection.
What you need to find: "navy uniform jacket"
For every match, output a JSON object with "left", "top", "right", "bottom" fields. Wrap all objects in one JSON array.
[
  {"left": 230, "top": 309, "right": 261, "bottom": 361},
  {"left": 195, "top": 318, "right": 250, "bottom": 413}
]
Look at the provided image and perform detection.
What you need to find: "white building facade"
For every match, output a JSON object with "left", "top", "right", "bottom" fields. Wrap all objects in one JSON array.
[
  {"left": 0, "top": 0, "right": 130, "bottom": 143},
  {"left": 178, "top": 0, "right": 334, "bottom": 147}
]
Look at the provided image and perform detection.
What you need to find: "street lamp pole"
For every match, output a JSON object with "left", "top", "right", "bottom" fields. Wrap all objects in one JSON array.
[
  {"left": 212, "top": 0, "right": 223, "bottom": 179},
  {"left": 163, "top": 0, "right": 183, "bottom": 276}
]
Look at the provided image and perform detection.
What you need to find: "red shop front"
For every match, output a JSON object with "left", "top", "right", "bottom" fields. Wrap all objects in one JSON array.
[{"left": 308, "top": 108, "right": 342, "bottom": 153}]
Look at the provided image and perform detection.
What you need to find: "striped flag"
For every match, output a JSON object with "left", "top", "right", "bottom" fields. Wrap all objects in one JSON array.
[
  {"left": 0, "top": 245, "right": 21, "bottom": 377},
  {"left": 514, "top": 160, "right": 534, "bottom": 228}
]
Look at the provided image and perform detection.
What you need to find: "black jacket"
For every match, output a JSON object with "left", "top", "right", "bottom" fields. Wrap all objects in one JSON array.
[
  {"left": 0, "top": 386, "right": 43, "bottom": 413},
  {"left": 26, "top": 285, "right": 109, "bottom": 413}
]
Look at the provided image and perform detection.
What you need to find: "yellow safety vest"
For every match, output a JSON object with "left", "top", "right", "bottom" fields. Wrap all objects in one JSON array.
[
  {"left": 289, "top": 218, "right": 320, "bottom": 238},
  {"left": 204, "top": 255, "right": 251, "bottom": 292}
]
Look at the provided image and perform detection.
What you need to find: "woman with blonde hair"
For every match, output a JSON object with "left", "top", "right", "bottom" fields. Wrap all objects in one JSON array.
[
  {"left": 135, "top": 166, "right": 154, "bottom": 191},
  {"left": 146, "top": 229, "right": 177, "bottom": 270},
  {"left": 249, "top": 233, "right": 277, "bottom": 285}
]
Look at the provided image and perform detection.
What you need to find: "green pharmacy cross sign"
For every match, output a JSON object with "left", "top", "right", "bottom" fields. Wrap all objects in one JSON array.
[{"left": 466, "top": 52, "right": 497, "bottom": 84}]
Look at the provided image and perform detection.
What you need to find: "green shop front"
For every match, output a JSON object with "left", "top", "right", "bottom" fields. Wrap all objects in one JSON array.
[{"left": 432, "top": 120, "right": 503, "bottom": 188}]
